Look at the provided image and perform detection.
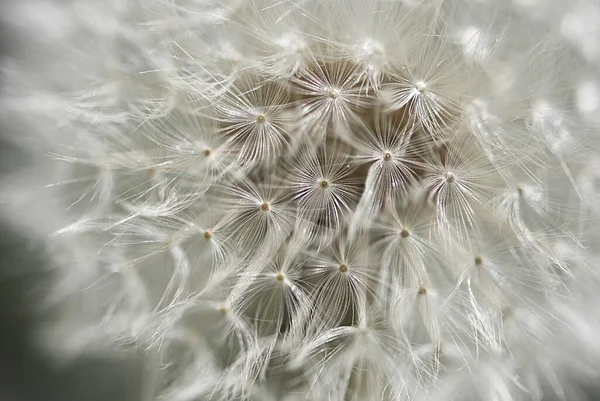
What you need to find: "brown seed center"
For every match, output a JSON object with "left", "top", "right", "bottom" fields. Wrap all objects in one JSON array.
[
  {"left": 261, "top": 202, "right": 270, "bottom": 211},
  {"left": 339, "top": 264, "right": 348, "bottom": 273},
  {"left": 400, "top": 228, "right": 410, "bottom": 238}
]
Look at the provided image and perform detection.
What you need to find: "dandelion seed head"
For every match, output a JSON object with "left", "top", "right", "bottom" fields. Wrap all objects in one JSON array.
[{"left": 4, "top": 0, "right": 600, "bottom": 400}]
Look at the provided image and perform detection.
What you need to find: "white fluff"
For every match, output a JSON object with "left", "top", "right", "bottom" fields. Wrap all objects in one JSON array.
[{"left": 1, "top": 0, "right": 600, "bottom": 400}]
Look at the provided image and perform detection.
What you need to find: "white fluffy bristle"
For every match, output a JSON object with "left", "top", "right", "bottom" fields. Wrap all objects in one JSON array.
[{"left": 1, "top": 0, "right": 600, "bottom": 400}]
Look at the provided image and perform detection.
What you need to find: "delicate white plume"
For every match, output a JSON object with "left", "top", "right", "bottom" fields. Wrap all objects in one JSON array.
[{"left": 1, "top": 0, "right": 600, "bottom": 400}]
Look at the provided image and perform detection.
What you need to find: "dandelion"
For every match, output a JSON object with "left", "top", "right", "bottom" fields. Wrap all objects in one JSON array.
[
  {"left": 291, "top": 59, "right": 367, "bottom": 142},
  {"left": 373, "top": 198, "right": 440, "bottom": 293},
  {"left": 350, "top": 114, "right": 424, "bottom": 236},
  {"left": 215, "top": 176, "right": 296, "bottom": 257},
  {"left": 2, "top": 0, "right": 600, "bottom": 400},
  {"left": 420, "top": 132, "right": 504, "bottom": 240},
  {"left": 302, "top": 233, "right": 377, "bottom": 331},
  {"left": 210, "top": 72, "right": 297, "bottom": 167},
  {"left": 285, "top": 139, "right": 361, "bottom": 244}
]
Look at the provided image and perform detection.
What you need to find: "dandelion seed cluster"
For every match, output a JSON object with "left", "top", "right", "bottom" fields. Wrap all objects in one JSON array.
[{"left": 2, "top": 0, "right": 600, "bottom": 400}]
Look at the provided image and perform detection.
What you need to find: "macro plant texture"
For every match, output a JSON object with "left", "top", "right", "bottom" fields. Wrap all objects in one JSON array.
[{"left": 2, "top": 0, "right": 600, "bottom": 400}]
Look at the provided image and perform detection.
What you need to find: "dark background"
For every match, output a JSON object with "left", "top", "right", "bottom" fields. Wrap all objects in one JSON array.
[{"left": 0, "top": 228, "right": 143, "bottom": 401}]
